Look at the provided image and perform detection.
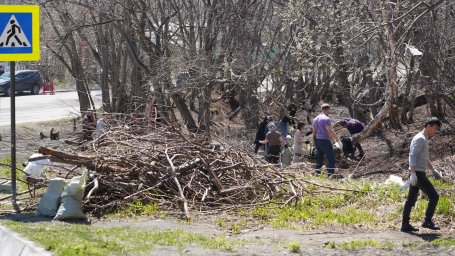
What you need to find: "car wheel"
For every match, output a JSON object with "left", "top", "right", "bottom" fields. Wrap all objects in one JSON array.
[
  {"left": 4, "top": 87, "right": 11, "bottom": 97},
  {"left": 31, "top": 84, "right": 40, "bottom": 95}
]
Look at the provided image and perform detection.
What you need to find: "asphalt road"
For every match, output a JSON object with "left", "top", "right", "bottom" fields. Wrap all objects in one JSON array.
[{"left": 0, "top": 90, "right": 102, "bottom": 126}]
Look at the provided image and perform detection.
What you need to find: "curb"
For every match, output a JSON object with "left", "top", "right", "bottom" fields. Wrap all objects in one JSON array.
[{"left": 0, "top": 224, "right": 51, "bottom": 256}]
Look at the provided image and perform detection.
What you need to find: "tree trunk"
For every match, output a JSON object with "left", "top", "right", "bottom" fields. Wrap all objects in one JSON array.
[
  {"left": 400, "top": 56, "right": 415, "bottom": 124},
  {"left": 381, "top": 0, "right": 401, "bottom": 130},
  {"left": 333, "top": 0, "right": 353, "bottom": 116},
  {"left": 172, "top": 94, "right": 198, "bottom": 131}
]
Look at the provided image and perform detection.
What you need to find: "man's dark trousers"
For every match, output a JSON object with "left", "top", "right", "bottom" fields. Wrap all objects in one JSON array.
[{"left": 403, "top": 172, "right": 439, "bottom": 223}]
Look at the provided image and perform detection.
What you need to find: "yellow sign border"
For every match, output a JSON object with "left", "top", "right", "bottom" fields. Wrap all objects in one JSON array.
[{"left": 0, "top": 5, "right": 40, "bottom": 61}]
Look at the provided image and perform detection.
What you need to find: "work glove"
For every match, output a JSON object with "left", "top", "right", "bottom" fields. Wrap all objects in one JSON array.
[
  {"left": 410, "top": 172, "right": 417, "bottom": 186},
  {"left": 432, "top": 169, "right": 443, "bottom": 180},
  {"left": 334, "top": 140, "right": 342, "bottom": 149}
]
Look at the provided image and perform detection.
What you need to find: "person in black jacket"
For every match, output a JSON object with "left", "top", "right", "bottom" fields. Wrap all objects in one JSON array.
[
  {"left": 254, "top": 116, "right": 269, "bottom": 153},
  {"left": 280, "top": 104, "right": 298, "bottom": 138}
]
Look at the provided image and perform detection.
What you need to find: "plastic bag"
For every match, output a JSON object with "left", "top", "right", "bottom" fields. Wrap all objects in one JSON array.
[
  {"left": 54, "top": 169, "right": 88, "bottom": 220},
  {"left": 36, "top": 178, "right": 67, "bottom": 217},
  {"left": 23, "top": 153, "right": 51, "bottom": 179},
  {"left": 385, "top": 175, "right": 405, "bottom": 187}
]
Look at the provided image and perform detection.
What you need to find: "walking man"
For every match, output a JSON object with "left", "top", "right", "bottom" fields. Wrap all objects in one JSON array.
[
  {"left": 333, "top": 117, "right": 365, "bottom": 158},
  {"left": 312, "top": 103, "right": 341, "bottom": 176},
  {"left": 401, "top": 117, "right": 442, "bottom": 232}
]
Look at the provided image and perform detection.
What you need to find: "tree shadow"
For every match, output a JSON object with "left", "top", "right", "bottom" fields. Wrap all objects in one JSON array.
[
  {"left": 0, "top": 212, "right": 91, "bottom": 225},
  {"left": 376, "top": 132, "right": 395, "bottom": 157}
]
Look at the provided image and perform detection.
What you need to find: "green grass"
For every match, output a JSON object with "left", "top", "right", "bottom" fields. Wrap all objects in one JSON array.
[
  {"left": 0, "top": 155, "right": 27, "bottom": 191},
  {"left": 4, "top": 221, "right": 245, "bottom": 255},
  {"left": 234, "top": 175, "right": 455, "bottom": 231},
  {"left": 338, "top": 240, "right": 394, "bottom": 250},
  {"left": 248, "top": 179, "right": 387, "bottom": 230},
  {"left": 431, "top": 238, "right": 455, "bottom": 246},
  {"left": 0, "top": 156, "right": 46, "bottom": 212},
  {"left": 287, "top": 241, "right": 301, "bottom": 253},
  {"left": 106, "top": 200, "right": 162, "bottom": 218}
]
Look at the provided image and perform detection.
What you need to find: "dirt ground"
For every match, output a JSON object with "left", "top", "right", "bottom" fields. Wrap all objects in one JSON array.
[
  {"left": 0, "top": 118, "right": 77, "bottom": 161},
  {"left": 1, "top": 105, "right": 455, "bottom": 255}
]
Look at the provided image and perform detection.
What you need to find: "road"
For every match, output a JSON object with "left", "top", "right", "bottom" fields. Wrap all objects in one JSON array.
[{"left": 0, "top": 90, "right": 102, "bottom": 126}]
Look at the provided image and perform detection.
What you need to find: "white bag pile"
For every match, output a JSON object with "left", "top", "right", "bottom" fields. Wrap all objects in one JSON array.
[{"left": 36, "top": 169, "right": 88, "bottom": 221}]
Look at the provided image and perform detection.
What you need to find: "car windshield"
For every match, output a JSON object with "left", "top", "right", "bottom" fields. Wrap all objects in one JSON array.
[{"left": 0, "top": 72, "right": 10, "bottom": 79}]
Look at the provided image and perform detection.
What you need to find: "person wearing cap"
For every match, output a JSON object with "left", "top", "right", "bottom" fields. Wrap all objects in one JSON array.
[
  {"left": 401, "top": 117, "right": 443, "bottom": 232},
  {"left": 333, "top": 117, "right": 365, "bottom": 158},
  {"left": 260, "top": 122, "right": 284, "bottom": 164},
  {"left": 312, "top": 103, "right": 342, "bottom": 176}
]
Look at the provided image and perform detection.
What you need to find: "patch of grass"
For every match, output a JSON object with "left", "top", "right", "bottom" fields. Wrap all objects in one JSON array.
[
  {"left": 215, "top": 217, "right": 228, "bottom": 228},
  {"left": 287, "top": 241, "right": 301, "bottom": 253},
  {"left": 0, "top": 156, "right": 12, "bottom": 179},
  {"left": 251, "top": 195, "right": 377, "bottom": 230},
  {"left": 431, "top": 238, "right": 455, "bottom": 246},
  {"left": 244, "top": 175, "right": 455, "bottom": 231},
  {"left": 0, "top": 155, "right": 27, "bottom": 192},
  {"left": 4, "top": 221, "right": 245, "bottom": 255},
  {"left": 432, "top": 178, "right": 455, "bottom": 191},
  {"left": 436, "top": 196, "right": 452, "bottom": 215},
  {"left": 402, "top": 241, "right": 422, "bottom": 248},
  {"left": 230, "top": 220, "right": 247, "bottom": 234},
  {"left": 374, "top": 183, "right": 405, "bottom": 202},
  {"left": 105, "top": 200, "right": 164, "bottom": 218},
  {"left": 325, "top": 241, "right": 336, "bottom": 249},
  {"left": 338, "top": 240, "right": 394, "bottom": 250},
  {"left": 410, "top": 200, "right": 426, "bottom": 221}
]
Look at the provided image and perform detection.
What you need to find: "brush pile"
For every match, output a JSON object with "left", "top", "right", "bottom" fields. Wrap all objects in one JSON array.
[{"left": 37, "top": 123, "right": 302, "bottom": 218}]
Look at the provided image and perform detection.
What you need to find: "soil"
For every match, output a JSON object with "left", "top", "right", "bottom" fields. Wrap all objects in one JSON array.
[
  {"left": 1, "top": 105, "right": 455, "bottom": 255},
  {"left": 0, "top": 118, "right": 78, "bottom": 161}
]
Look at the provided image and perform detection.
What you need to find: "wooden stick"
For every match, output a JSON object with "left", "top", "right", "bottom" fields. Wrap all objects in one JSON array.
[{"left": 165, "top": 147, "right": 190, "bottom": 220}]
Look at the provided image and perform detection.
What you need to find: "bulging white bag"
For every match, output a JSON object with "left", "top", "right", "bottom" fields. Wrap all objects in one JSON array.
[
  {"left": 54, "top": 169, "right": 88, "bottom": 220},
  {"left": 36, "top": 178, "right": 67, "bottom": 217}
]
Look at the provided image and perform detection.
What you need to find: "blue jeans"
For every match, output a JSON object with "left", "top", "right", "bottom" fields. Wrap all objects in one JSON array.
[
  {"left": 315, "top": 138, "right": 336, "bottom": 175},
  {"left": 279, "top": 120, "right": 287, "bottom": 138}
]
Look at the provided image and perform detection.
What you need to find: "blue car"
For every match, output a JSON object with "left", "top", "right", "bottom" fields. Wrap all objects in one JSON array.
[{"left": 0, "top": 70, "right": 43, "bottom": 96}]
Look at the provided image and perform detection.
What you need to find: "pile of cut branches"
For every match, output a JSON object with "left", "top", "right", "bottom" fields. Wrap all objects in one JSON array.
[{"left": 37, "top": 123, "right": 306, "bottom": 218}]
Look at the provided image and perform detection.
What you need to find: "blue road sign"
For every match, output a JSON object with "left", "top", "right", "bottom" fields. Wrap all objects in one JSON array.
[{"left": 0, "top": 13, "right": 32, "bottom": 53}]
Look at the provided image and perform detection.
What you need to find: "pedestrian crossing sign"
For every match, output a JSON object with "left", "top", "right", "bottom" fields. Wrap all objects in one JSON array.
[{"left": 0, "top": 5, "right": 39, "bottom": 61}]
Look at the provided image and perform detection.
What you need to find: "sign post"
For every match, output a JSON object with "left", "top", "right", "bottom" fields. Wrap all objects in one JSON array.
[
  {"left": 0, "top": 5, "right": 40, "bottom": 208},
  {"left": 10, "top": 61, "right": 16, "bottom": 204}
]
